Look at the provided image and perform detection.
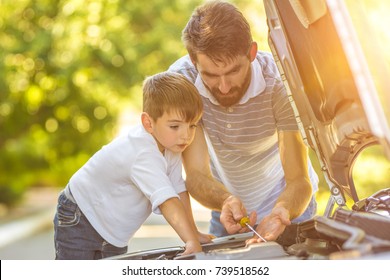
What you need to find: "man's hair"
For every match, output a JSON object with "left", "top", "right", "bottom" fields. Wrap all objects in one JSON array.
[
  {"left": 182, "top": 0, "right": 252, "bottom": 63},
  {"left": 143, "top": 72, "right": 203, "bottom": 122}
]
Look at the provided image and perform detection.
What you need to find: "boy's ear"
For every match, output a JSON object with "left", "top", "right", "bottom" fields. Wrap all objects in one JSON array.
[{"left": 141, "top": 112, "right": 153, "bottom": 133}]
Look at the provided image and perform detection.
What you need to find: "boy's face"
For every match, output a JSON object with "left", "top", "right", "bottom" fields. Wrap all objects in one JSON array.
[{"left": 147, "top": 110, "right": 199, "bottom": 154}]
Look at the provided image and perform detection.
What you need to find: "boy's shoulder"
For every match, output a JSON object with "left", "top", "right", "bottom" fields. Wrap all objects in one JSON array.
[
  {"left": 107, "top": 125, "right": 151, "bottom": 150},
  {"left": 126, "top": 124, "right": 153, "bottom": 144}
]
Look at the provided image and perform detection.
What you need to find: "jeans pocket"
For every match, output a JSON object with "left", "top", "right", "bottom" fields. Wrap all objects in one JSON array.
[{"left": 56, "top": 192, "right": 81, "bottom": 227}]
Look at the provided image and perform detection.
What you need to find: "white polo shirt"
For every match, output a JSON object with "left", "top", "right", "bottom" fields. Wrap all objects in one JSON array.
[{"left": 69, "top": 124, "right": 186, "bottom": 247}]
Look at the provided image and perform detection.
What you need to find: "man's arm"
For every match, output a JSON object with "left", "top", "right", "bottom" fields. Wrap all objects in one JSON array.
[
  {"left": 276, "top": 130, "right": 312, "bottom": 219},
  {"left": 182, "top": 125, "right": 256, "bottom": 233},
  {"left": 182, "top": 125, "right": 230, "bottom": 210},
  {"left": 249, "top": 130, "right": 312, "bottom": 243}
]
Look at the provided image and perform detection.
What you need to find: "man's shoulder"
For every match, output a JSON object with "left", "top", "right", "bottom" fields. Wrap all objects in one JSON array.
[
  {"left": 255, "top": 51, "right": 280, "bottom": 78},
  {"left": 255, "top": 51, "right": 276, "bottom": 66},
  {"left": 168, "top": 55, "right": 197, "bottom": 83}
]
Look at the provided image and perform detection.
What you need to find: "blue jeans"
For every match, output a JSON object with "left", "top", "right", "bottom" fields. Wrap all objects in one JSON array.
[
  {"left": 209, "top": 195, "right": 317, "bottom": 237},
  {"left": 53, "top": 190, "right": 127, "bottom": 260}
]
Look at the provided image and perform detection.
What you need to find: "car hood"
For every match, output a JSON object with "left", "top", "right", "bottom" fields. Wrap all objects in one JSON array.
[{"left": 264, "top": 0, "right": 390, "bottom": 210}]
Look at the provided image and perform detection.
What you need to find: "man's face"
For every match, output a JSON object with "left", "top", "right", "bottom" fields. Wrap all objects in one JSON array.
[{"left": 195, "top": 53, "right": 252, "bottom": 107}]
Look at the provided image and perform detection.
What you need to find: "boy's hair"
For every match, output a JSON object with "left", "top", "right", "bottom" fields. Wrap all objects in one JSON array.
[
  {"left": 143, "top": 72, "right": 203, "bottom": 122},
  {"left": 182, "top": 0, "right": 252, "bottom": 64}
]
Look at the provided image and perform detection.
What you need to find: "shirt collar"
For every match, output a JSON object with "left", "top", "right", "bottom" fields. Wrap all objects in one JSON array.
[{"left": 194, "top": 58, "right": 266, "bottom": 106}]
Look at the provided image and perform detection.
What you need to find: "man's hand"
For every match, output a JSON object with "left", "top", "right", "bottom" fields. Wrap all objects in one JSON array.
[
  {"left": 220, "top": 195, "right": 257, "bottom": 234},
  {"left": 246, "top": 206, "right": 291, "bottom": 244}
]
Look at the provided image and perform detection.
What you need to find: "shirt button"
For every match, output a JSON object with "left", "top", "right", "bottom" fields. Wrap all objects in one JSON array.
[{"left": 226, "top": 123, "right": 231, "bottom": 128}]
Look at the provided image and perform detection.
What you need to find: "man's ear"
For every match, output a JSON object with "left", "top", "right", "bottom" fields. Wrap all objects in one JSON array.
[
  {"left": 189, "top": 54, "right": 197, "bottom": 68},
  {"left": 249, "top": 41, "right": 258, "bottom": 62},
  {"left": 141, "top": 112, "right": 153, "bottom": 133}
]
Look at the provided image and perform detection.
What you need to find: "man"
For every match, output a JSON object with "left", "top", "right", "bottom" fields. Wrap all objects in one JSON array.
[{"left": 168, "top": 0, "right": 318, "bottom": 243}]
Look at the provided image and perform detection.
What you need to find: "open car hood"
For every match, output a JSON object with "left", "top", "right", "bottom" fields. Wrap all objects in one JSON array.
[{"left": 264, "top": 0, "right": 390, "bottom": 212}]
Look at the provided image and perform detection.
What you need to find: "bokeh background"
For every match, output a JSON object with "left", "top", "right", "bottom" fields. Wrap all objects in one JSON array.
[{"left": 0, "top": 0, "right": 389, "bottom": 249}]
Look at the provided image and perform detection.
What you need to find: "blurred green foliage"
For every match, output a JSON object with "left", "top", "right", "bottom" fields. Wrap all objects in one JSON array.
[
  {"left": 0, "top": 0, "right": 206, "bottom": 204},
  {"left": 0, "top": 0, "right": 263, "bottom": 205}
]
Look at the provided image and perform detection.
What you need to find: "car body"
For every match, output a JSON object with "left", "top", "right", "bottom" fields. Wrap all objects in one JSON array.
[{"left": 107, "top": 0, "right": 390, "bottom": 260}]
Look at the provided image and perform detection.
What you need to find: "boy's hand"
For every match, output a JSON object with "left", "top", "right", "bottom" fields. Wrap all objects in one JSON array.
[
  {"left": 198, "top": 231, "right": 215, "bottom": 244},
  {"left": 182, "top": 240, "right": 202, "bottom": 255}
]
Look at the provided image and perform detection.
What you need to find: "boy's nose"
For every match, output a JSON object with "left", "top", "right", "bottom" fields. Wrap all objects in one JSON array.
[{"left": 181, "top": 127, "right": 191, "bottom": 140}]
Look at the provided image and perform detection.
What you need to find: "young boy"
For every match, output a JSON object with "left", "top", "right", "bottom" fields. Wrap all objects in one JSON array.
[{"left": 53, "top": 72, "right": 209, "bottom": 259}]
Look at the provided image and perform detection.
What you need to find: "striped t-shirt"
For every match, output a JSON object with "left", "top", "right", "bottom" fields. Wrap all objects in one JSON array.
[{"left": 169, "top": 52, "right": 318, "bottom": 223}]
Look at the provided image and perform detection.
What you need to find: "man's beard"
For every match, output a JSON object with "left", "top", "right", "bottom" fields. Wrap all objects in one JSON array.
[{"left": 205, "top": 70, "right": 251, "bottom": 107}]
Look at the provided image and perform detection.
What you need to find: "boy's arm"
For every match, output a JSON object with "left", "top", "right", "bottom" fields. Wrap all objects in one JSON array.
[
  {"left": 178, "top": 191, "right": 214, "bottom": 243},
  {"left": 159, "top": 197, "right": 202, "bottom": 255}
]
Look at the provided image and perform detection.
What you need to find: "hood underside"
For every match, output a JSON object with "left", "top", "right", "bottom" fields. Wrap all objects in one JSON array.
[{"left": 264, "top": 0, "right": 390, "bottom": 206}]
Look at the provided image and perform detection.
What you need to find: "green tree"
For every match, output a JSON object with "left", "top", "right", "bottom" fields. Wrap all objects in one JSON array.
[{"left": 0, "top": 0, "right": 203, "bottom": 204}]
